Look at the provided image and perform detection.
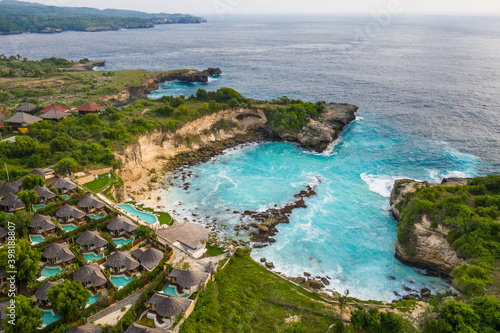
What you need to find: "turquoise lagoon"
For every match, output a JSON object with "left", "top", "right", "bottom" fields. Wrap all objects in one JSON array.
[
  {"left": 111, "top": 274, "right": 135, "bottom": 288},
  {"left": 40, "top": 265, "right": 62, "bottom": 278},
  {"left": 117, "top": 204, "right": 156, "bottom": 224},
  {"left": 160, "top": 112, "right": 484, "bottom": 301},
  {"left": 83, "top": 252, "right": 104, "bottom": 262}
]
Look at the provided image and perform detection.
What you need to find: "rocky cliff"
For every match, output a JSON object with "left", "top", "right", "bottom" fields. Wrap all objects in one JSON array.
[{"left": 390, "top": 178, "right": 469, "bottom": 276}]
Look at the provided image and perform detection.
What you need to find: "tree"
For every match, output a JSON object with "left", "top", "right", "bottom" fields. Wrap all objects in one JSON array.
[
  {"left": 2, "top": 295, "right": 43, "bottom": 333},
  {"left": 196, "top": 88, "right": 208, "bottom": 100},
  {"left": 228, "top": 98, "right": 239, "bottom": 109},
  {"left": 136, "top": 225, "right": 153, "bottom": 239},
  {"left": 21, "top": 174, "right": 45, "bottom": 190},
  {"left": 1, "top": 210, "right": 32, "bottom": 237},
  {"left": 335, "top": 289, "right": 349, "bottom": 321},
  {"left": 47, "top": 280, "right": 91, "bottom": 321},
  {"left": 451, "top": 264, "right": 492, "bottom": 294},
  {"left": 435, "top": 299, "right": 480, "bottom": 333},
  {"left": 0, "top": 239, "right": 41, "bottom": 285},
  {"left": 54, "top": 157, "right": 78, "bottom": 174},
  {"left": 17, "top": 190, "right": 39, "bottom": 210}
]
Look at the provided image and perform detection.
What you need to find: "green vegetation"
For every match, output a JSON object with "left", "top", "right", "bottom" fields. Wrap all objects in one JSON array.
[
  {"left": 0, "top": 55, "right": 75, "bottom": 78},
  {"left": 350, "top": 306, "right": 409, "bottom": 333},
  {"left": 47, "top": 280, "right": 91, "bottom": 321},
  {"left": 2, "top": 295, "right": 43, "bottom": 333},
  {"left": 83, "top": 172, "right": 117, "bottom": 192},
  {"left": 158, "top": 212, "right": 173, "bottom": 226},
  {"left": 0, "top": 0, "right": 206, "bottom": 34},
  {"left": 0, "top": 239, "right": 41, "bottom": 285},
  {"left": 397, "top": 175, "right": 500, "bottom": 295},
  {"left": 21, "top": 174, "right": 45, "bottom": 190},
  {"left": 205, "top": 243, "right": 224, "bottom": 256}
]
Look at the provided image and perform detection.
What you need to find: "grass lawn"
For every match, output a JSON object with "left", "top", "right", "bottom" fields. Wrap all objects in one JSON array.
[
  {"left": 205, "top": 244, "right": 224, "bottom": 256},
  {"left": 84, "top": 172, "right": 116, "bottom": 192},
  {"left": 180, "top": 254, "right": 339, "bottom": 333},
  {"left": 137, "top": 316, "right": 156, "bottom": 328},
  {"left": 158, "top": 212, "right": 173, "bottom": 226}
]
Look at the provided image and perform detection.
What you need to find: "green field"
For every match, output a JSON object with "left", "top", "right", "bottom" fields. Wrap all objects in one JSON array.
[
  {"left": 205, "top": 244, "right": 224, "bottom": 256},
  {"left": 158, "top": 212, "right": 173, "bottom": 226},
  {"left": 84, "top": 172, "right": 116, "bottom": 192}
]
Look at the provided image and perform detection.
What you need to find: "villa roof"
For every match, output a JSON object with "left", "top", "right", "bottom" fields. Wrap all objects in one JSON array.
[
  {"left": 168, "top": 269, "right": 209, "bottom": 288},
  {"left": 0, "top": 193, "right": 25, "bottom": 209},
  {"left": 31, "top": 214, "right": 56, "bottom": 232},
  {"left": 4, "top": 112, "right": 42, "bottom": 125},
  {"left": 157, "top": 223, "right": 208, "bottom": 250},
  {"left": 40, "top": 105, "right": 69, "bottom": 114},
  {"left": 35, "top": 279, "right": 64, "bottom": 301},
  {"left": 69, "top": 323, "right": 103, "bottom": 333},
  {"left": 56, "top": 204, "right": 86, "bottom": 219},
  {"left": 0, "top": 227, "right": 7, "bottom": 239},
  {"left": 131, "top": 247, "right": 163, "bottom": 271},
  {"left": 52, "top": 178, "right": 77, "bottom": 191},
  {"left": 123, "top": 323, "right": 165, "bottom": 333},
  {"left": 43, "top": 242, "right": 75, "bottom": 261},
  {"left": 0, "top": 184, "right": 17, "bottom": 197},
  {"left": 77, "top": 195, "right": 105, "bottom": 210},
  {"left": 34, "top": 186, "right": 56, "bottom": 200},
  {"left": 77, "top": 102, "right": 103, "bottom": 112},
  {"left": 14, "top": 103, "right": 36, "bottom": 113},
  {"left": 73, "top": 264, "right": 107, "bottom": 287},
  {"left": 30, "top": 169, "right": 46, "bottom": 177},
  {"left": 107, "top": 216, "right": 137, "bottom": 233},
  {"left": 106, "top": 251, "right": 140, "bottom": 270},
  {"left": 147, "top": 293, "right": 192, "bottom": 318},
  {"left": 9, "top": 177, "right": 24, "bottom": 190},
  {"left": 40, "top": 108, "right": 70, "bottom": 120},
  {"left": 76, "top": 230, "right": 108, "bottom": 248}
]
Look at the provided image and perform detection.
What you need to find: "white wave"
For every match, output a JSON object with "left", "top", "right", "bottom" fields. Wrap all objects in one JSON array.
[
  {"left": 427, "top": 169, "right": 471, "bottom": 183},
  {"left": 360, "top": 173, "right": 400, "bottom": 198}
]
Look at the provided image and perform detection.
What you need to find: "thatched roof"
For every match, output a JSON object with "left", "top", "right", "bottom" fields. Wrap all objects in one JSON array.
[
  {"left": 4, "top": 112, "right": 42, "bottom": 125},
  {"left": 30, "top": 169, "right": 46, "bottom": 177},
  {"left": 73, "top": 264, "right": 107, "bottom": 287},
  {"left": 0, "top": 184, "right": 17, "bottom": 197},
  {"left": 31, "top": 214, "right": 56, "bottom": 232},
  {"left": 147, "top": 293, "right": 192, "bottom": 318},
  {"left": 40, "top": 108, "right": 70, "bottom": 121},
  {"left": 69, "top": 323, "right": 103, "bottom": 333},
  {"left": 0, "top": 227, "right": 7, "bottom": 239},
  {"left": 9, "top": 177, "right": 24, "bottom": 191},
  {"left": 168, "top": 269, "right": 209, "bottom": 288},
  {"left": 43, "top": 242, "right": 75, "bottom": 261},
  {"left": 52, "top": 178, "right": 77, "bottom": 191},
  {"left": 77, "top": 195, "right": 105, "bottom": 210},
  {"left": 35, "top": 279, "right": 64, "bottom": 301},
  {"left": 107, "top": 216, "right": 137, "bottom": 233},
  {"left": 123, "top": 323, "right": 165, "bottom": 333},
  {"left": 14, "top": 103, "right": 36, "bottom": 113},
  {"left": 68, "top": 323, "right": 102, "bottom": 333},
  {"left": 131, "top": 247, "right": 163, "bottom": 271},
  {"left": 76, "top": 230, "right": 108, "bottom": 248},
  {"left": 34, "top": 186, "right": 56, "bottom": 200},
  {"left": 0, "top": 193, "right": 25, "bottom": 209},
  {"left": 157, "top": 223, "right": 208, "bottom": 250},
  {"left": 106, "top": 251, "right": 140, "bottom": 270},
  {"left": 56, "top": 204, "right": 86, "bottom": 219}
]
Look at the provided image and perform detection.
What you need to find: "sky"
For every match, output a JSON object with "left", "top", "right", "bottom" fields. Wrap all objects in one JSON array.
[{"left": 18, "top": 0, "right": 500, "bottom": 15}]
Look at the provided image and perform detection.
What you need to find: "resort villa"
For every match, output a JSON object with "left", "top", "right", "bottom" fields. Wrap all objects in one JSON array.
[
  {"left": 40, "top": 108, "right": 70, "bottom": 122},
  {"left": 106, "top": 216, "right": 137, "bottom": 237},
  {"left": 30, "top": 214, "right": 56, "bottom": 236},
  {"left": 35, "top": 279, "right": 64, "bottom": 307},
  {"left": 56, "top": 204, "right": 86, "bottom": 225},
  {"left": 124, "top": 323, "right": 165, "bottom": 333},
  {"left": 105, "top": 251, "right": 140, "bottom": 275},
  {"left": 39, "top": 105, "right": 69, "bottom": 114},
  {"left": 167, "top": 269, "right": 210, "bottom": 294},
  {"left": 73, "top": 264, "right": 108, "bottom": 293},
  {"left": 51, "top": 178, "right": 77, "bottom": 194},
  {"left": 34, "top": 186, "right": 57, "bottom": 203},
  {"left": 157, "top": 223, "right": 208, "bottom": 259},
  {"left": 0, "top": 193, "right": 26, "bottom": 212},
  {"left": 0, "top": 184, "right": 17, "bottom": 197},
  {"left": 43, "top": 242, "right": 75, "bottom": 266},
  {"left": 131, "top": 247, "right": 164, "bottom": 272},
  {"left": 145, "top": 293, "right": 195, "bottom": 328},
  {"left": 77, "top": 195, "right": 106, "bottom": 214},
  {"left": 76, "top": 102, "right": 104, "bottom": 115},
  {"left": 13, "top": 102, "right": 36, "bottom": 113},
  {"left": 76, "top": 230, "right": 108, "bottom": 252},
  {"left": 3, "top": 112, "right": 42, "bottom": 133},
  {"left": 69, "top": 323, "right": 103, "bottom": 333}
]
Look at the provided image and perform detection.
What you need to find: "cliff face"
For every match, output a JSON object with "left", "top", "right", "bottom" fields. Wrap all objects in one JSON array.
[{"left": 390, "top": 178, "right": 469, "bottom": 276}]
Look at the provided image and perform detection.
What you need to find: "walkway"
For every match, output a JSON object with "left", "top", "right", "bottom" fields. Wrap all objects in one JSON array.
[{"left": 88, "top": 285, "right": 147, "bottom": 323}]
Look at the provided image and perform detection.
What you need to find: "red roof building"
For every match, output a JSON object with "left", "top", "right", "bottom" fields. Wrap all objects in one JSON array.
[
  {"left": 76, "top": 102, "right": 104, "bottom": 115},
  {"left": 40, "top": 105, "right": 69, "bottom": 114}
]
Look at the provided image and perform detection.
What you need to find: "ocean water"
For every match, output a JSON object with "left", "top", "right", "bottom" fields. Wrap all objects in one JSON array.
[{"left": 2, "top": 15, "right": 500, "bottom": 300}]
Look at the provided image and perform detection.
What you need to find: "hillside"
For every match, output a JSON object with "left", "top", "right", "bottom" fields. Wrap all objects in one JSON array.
[{"left": 0, "top": 0, "right": 206, "bottom": 35}]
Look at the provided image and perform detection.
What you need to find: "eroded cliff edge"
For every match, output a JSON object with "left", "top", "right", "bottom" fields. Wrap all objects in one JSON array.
[{"left": 390, "top": 178, "right": 469, "bottom": 276}]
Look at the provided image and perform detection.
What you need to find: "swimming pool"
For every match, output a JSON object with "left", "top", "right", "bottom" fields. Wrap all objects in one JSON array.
[
  {"left": 111, "top": 274, "right": 135, "bottom": 288},
  {"left": 41, "top": 309, "right": 60, "bottom": 326},
  {"left": 87, "top": 293, "right": 99, "bottom": 305},
  {"left": 117, "top": 204, "right": 157, "bottom": 224},
  {"left": 83, "top": 252, "right": 104, "bottom": 262},
  {"left": 61, "top": 224, "right": 77, "bottom": 232},
  {"left": 33, "top": 204, "right": 45, "bottom": 211},
  {"left": 112, "top": 237, "right": 135, "bottom": 246},
  {"left": 88, "top": 213, "right": 105, "bottom": 219},
  {"left": 30, "top": 234, "right": 45, "bottom": 244},
  {"left": 40, "top": 265, "right": 62, "bottom": 278},
  {"left": 163, "top": 284, "right": 190, "bottom": 298},
  {"left": 60, "top": 194, "right": 72, "bottom": 201}
]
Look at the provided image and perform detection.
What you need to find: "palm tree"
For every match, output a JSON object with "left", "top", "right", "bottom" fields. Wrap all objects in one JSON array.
[{"left": 335, "top": 289, "right": 349, "bottom": 321}]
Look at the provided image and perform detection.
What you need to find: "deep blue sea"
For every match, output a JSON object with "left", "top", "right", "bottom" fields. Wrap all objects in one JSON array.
[{"left": 2, "top": 15, "right": 500, "bottom": 300}]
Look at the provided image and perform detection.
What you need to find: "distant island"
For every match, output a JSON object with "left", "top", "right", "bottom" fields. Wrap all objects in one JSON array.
[{"left": 0, "top": 0, "right": 206, "bottom": 35}]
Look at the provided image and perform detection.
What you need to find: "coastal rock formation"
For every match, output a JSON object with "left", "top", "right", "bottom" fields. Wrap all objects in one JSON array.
[
  {"left": 390, "top": 178, "right": 469, "bottom": 276},
  {"left": 64, "top": 60, "right": 107, "bottom": 72}
]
